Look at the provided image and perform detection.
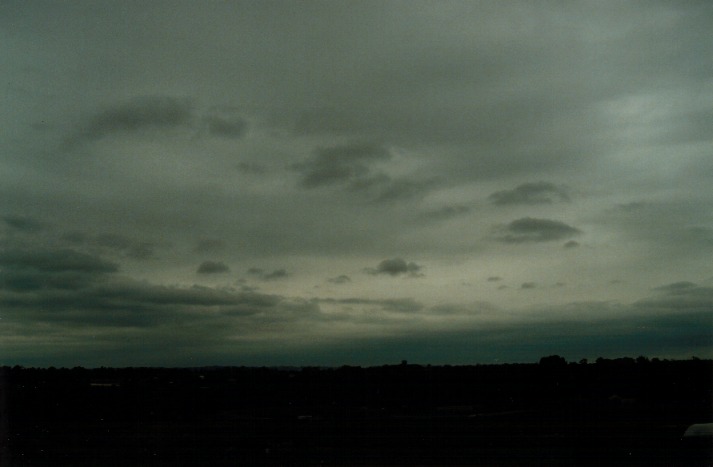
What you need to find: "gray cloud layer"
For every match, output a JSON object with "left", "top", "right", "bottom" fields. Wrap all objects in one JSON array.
[{"left": 2, "top": 1, "right": 711, "bottom": 365}]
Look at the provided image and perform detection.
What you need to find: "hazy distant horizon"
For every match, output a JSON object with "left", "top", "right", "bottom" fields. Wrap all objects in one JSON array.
[{"left": 2, "top": 1, "right": 711, "bottom": 367}]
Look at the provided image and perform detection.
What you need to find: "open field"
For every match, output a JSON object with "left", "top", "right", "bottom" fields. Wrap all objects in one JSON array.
[{"left": 3, "top": 359, "right": 711, "bottom": 466}]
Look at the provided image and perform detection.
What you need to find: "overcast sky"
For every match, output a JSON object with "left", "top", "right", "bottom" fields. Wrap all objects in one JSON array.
[{"left": 2, "top": 1, "right": 712, "bottom": 367}]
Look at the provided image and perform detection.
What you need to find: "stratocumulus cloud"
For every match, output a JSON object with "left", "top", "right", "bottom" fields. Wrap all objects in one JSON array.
[
  {"left": 72, "top": 96, "right": 194, "bottom": 143},
  {"left": 366, "top": 258, "right": 423, "bottom": 277},
  {"left": 489, "top": 182, "right": 570, "bottom": 205},
  {"left": 197, "top": 261, "right": 230, "bottom": 274},
  {"left": 496, "top": 218, "right": 582, "bottom": 243},
  {"left": 3, "top": 1, "right": 712, "bottom": 365},
  {"left": 203, "top": 107, "right": 248, "bottom": 138},
  {"left": 296, "top": 142, "right": 391, "bottom": 189}
]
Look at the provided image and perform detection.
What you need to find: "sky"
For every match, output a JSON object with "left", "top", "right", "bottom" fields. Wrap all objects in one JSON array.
[{"left": 1, "top": 1, "right": 712, "bottom": 367}]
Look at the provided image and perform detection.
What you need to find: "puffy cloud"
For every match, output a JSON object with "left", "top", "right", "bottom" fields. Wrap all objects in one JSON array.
[
  {"left": 264, "top": 269, "right": 289, "bottom": 280},
  {"left": 197, "top": 260, "right": 230, "bottom": 274},
  {"left": 295, "top": 142, "right": 391, "bottom": 189},
  {"left": 247, "top": 268, "right": 289, "bottom": 280},
  {"left": 247, "top": 267, "right": 264, "bottom": 276},
  {"left": 2, "top": 215, "right": 45, "bottom": 232},
  {"left": 366, "top": 258, "right": 423, "bottom": 277},
  {"left": 203, "top": 107, "right": 248, "bottom": 138},
  {"left": 429, "top": 302, "right": 497, "bottom": 315},
  {"left": 489, "top": 182, "right": 570, "bottom": 205},
  {"left": 496, "top": 218, "right": 582, "bottom": 243},
  {"left": 72, "top": 96, "right": 194, "bottom": 143},
  {"left": 327, "top": 275, "right": 351, "bottom": 284},
  {"left": 319, "top": 297, "right": 423, "bottom": 313},
  {"left": 67, "top": 96, "right": 251, "bottom": 146}
]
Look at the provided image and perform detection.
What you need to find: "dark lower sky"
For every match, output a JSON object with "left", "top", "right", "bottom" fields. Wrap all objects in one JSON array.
[{"left": 1, "top": 1, "right": 711, "bottom": 366}]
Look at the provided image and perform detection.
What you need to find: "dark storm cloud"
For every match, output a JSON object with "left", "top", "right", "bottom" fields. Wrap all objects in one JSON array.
[
  {"left": 264, "top": 269, "right": 288, "bottom": 280},
  {"left": 496, "top": 218, "right": 582, "bottom": 243},
  {"left": 93, "top": 282, "right": 278, "bottom": 308},
  {"left": 0, "top": 269, "right": 98, "bottom": 292},
  {"left": 73, "top": 96, "right": 194, "bottom": 143},
  {"left": 2, "top": 215, "right": 45, "bottom": 232},
  {"left": 327, "top": 275, "right": 351, "bottom": 285},
  {"left": 0, "top": 247, "right": 310, "bottom": 330},
  {"left": 366, "top": 258, "right": 423, "bottom": 277},
  {"left": 63, "top": 232, "right": 157, "bottom": 260},
  {"left": 0, "top": 248, "right": 118, "bottom": 293},
  {"left": 247, "top": 268, "right": 289, "bottom": 281},
  {"left": 320, "top": 283, "right": 712, "bottom": 364},
  {"left": 603, "top": 199, "right": 713, "bottom": 257},
  {"left": 318, "top": 306, "right": 712, "bottom": 366},
  {"left": 0, "top": 248, "right": 118, "bottom": 273},
  {"left": 197, "top": 260, "right": 230, "bottom": 274},
  {"left": 0, "top": 280, "right": 287, "bottom": 328},
  {"left": 319, "top": 297, "right": 423, "bottom": 313},
  {"left": 521, "top": 282, "right": 537, "bottom": 289},
  {"left": 487, "top": 276, "right": 502, "bottom": 282},
  {"left": 488, "top": 182, "right": 570, "bottom": 205},
  {"left": 260, "top": 282, "right": 712, "bottom": 365},
  {"left": 653, "top": 281, "right": 698, "bottom": 293},
  {"left": 421, "top": 204, "right": 471, "bottom": 221},
  {"left": 639, "top": 282, "right": 713, "bottom": 310},
  {"left": 296, "top": 142, "right": 391, "bottom": 189},
  {"left": 373, "top": 177, "right": 440, "bottom": 203},
  {"left": 204, "top": 107, "right": 248, "bottom": 138},
  {"left": 429, "top": 302, "right": 496, "bottom": 316},
  {"left": 3, "top": 2, "right": 712, "bottom": 366},
  {"left": 95, "top": 234, "right": 155, "bottom": 259}
]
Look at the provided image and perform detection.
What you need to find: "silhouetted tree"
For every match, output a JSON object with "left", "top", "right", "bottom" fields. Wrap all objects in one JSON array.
[{"left": 539, "top": 355, "right": 567, "bottom": 368}]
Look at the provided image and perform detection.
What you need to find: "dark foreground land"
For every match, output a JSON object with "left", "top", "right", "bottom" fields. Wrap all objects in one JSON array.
[{"left": 1, "top": 357, "right": 711, "bottom": 466}]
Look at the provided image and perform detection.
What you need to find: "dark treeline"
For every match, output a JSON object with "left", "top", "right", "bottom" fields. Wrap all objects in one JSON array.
[{"left": 1, "top": 356, "right": 712, "bottom": 466}]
